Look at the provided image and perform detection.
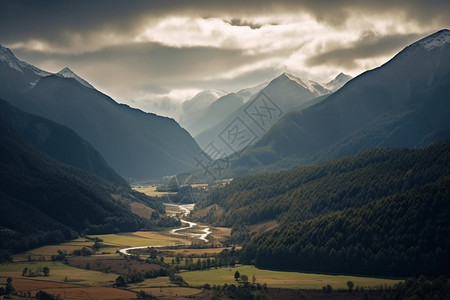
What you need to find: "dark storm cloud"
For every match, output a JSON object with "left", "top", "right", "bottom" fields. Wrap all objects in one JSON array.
[
  {"left": 2, "top": 0, "right": 449, "bottom": 116},
  {"left": 13, "top": 41, "right": 283, "bottom": 89},
  {"left": 1, "top": 0, "right": 449, "bottom": 45},
  {"left": 226, "top": 19, "right": 270, "bottom": 30},
  {"left": 306, "top": 32, "right": 422, "bottom": 68}
]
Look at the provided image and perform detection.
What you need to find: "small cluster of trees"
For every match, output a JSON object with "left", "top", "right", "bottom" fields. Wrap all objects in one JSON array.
[
  {"left": 51, "top": 250, "right": 67, "bottom": 262},
  {"left": 132, "top": 247, "right": 241, "bottom": 273},
  {"left": 234, "top": 271, "right": 257, "bottom": 285},
  {"left": 22, "top": 266, "right": 50, "bottom": 277},
  {"left": 72, "top": 247, "right": 95, "bottom": 256},
  {"left": 206, "top": 282, "right": 269, "bottom": 300}
]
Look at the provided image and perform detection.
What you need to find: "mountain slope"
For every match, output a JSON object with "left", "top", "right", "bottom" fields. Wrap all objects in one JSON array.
[
  {"left": 194, "top": 73, "right": 334, "bottom": 158},
  {"left": 186, "top": 92, "right": 245, "bottom": 137},
  {"left": 0, "top": 98, "right": 127, "bottom": 186},
  {"left": 197, "top": 142, "right": 450, "bottom": 227},
  {"left": 243, "top": 173, "right": 450, "bottom": 277},
  {"left": 0, "top": 45, "right": 50, "bottom": 102},
  {"left": 324, "top": 72, "right": 353, "bottom": 91},
  {"left": 180, "top": 89, "right": 228, "bottom": 130},
  {"left": 0, "top": 117, "right": 166, "bottom": 255},
  {"left": 184, "top": 83, "right": 268, "bottom": 137},
  {"left": 194, "top": 142, "right": 450, "bottom": 276},
  {"left": 231, "top": 29, "right": 450, "bottom": 172},
  {"left": 0, "top": 46, "right": 203, "bottom": 180}
]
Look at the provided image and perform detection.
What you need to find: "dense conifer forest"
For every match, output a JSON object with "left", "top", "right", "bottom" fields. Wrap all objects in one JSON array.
[{"left": 195, "top": 142, "right": 450, "bottom": 276}]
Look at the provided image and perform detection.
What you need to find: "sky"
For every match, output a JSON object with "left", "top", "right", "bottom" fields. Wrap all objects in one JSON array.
[{"left": 1, "top": 0, "right": 449, "bottom": 118}]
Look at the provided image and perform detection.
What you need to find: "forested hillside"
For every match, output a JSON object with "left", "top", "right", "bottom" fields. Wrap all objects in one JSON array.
[
  {"left": 198, "top": 142, "right": 450, "bottom": 227},
  {"left": 241, "top": 175, "right": 450, "bottom": 276},
  {"left": 0, "top": 99, "right": 127, "bottom": 186},
  {"left": 194, "top": 142, "right": 450, "bottom": 276},
  {"left": 0, "top": 118, "right": 169, "bottom": 258}
]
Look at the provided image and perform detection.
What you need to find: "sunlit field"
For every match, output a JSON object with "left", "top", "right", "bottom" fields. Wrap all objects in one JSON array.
[
  {"left": 181, "top": 265, "right": 402, "bottom": 290},
  {"left": 132, "top": 185, "right": 177, "bottom": 197},
  {"left": 90, "top": 231, "right": 190, "bottom": 247}
]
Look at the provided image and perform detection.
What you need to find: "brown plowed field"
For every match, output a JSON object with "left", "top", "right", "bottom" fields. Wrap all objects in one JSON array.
[{"left": 67, "top": 255, "right": 160, "bottom": 276}]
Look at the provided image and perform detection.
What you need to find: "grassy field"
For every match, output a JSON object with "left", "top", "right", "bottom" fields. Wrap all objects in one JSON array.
[
  {"left": 12, "top": 238, "right": 94, "bottom": 262},
  {"left": 91, "top": 231, "right": 190, "bottom": 247},
  {"left": 0, "top": 261, "right": 118, "bottom": 286},
  {"left": 181, "top": 265, "right": 402, "bottom": 290},
  {"left": 12, "top": 231, "right": 192, "bottom": 263},
  {"left": 133, "top": 185, "right": 177, "bottom": 197}
]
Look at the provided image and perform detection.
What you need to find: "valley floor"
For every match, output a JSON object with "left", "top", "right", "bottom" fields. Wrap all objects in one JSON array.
[
  {"left": 0, "top": 228, "right": 402, "bottom": 299},
  {"left": 0, "top": 192, "right": 402, "bottom": 299}
]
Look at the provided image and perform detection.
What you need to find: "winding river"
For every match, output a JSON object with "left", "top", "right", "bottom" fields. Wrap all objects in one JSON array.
[{"left": 119, "top": 204, "right": 211, "bottom": 256}]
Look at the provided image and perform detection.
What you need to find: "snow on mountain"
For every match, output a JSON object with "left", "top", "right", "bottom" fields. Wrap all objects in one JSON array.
[
  {"left": 0, "top": 45, "right": 204, "bottom": 180},
  {"left": 417, "top": 29, "right": 450, "bottom": 51},
  {"left": 283, "top": 72, "right": 330, "bottom": 96},
  {"left": 0, "top": 44, "right": 96, "bottom": 91},
  {"left": 57, "top": 67, "right": 94, "bottom": 89},
  {"left": 0, "top": 44, "right": 50, "bottom": 77},
  {"left": 231, "top": 29, "right": 450, "bottom": 176},
  {"left": 324, "top": 73, "right": 353, "bottom": 92}
]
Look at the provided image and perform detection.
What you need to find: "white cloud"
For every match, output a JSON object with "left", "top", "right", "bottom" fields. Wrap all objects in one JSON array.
[{"left": 135, "top": 15, "right": 324, "bottom": 54}]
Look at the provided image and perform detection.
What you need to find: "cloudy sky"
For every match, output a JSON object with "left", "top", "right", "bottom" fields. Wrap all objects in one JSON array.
[{"left": 1, "top": 0, "right": 449, "bottom": 118}]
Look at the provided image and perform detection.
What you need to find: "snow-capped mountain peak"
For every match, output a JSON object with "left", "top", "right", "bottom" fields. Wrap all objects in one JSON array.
[
  {"left": 324, "top": 72, "right": 353, "bottom": 92},
  {"left": 416, "top": 29, "right": 450, "bottom": 51},
  {"left": 0, "top": 44, "right": 23, "bottom": 73},
  {"left": 57, "top": 67, "right": 94, "bottom": 89},
  {"left": 0, "top": 44, "right": 50, "bottom": 77}
]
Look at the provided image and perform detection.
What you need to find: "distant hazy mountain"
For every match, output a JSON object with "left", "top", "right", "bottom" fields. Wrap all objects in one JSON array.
[
  {"left": 184, "top": 83, "right": 267, "bottom": 137},
  {"left": 0, "top": 117, "right": 165, "bottom": 255},
  {"left": 194, "top": 73, "right": 335, "bottom": 158},
  {"left": 179, "top": 89, "right": 228, "bottom": 131},
  {"left": 0, "top": 45, "right": 203, "bottom": 180},
  {"left": 231, "top": 29, "right": 450, "bottom": 174},
  {"left": 0, "top": 98, "right": 127, "bottom": 186},
  {"left": 237, "top": 82, "right": 269, "bottom": 103}
]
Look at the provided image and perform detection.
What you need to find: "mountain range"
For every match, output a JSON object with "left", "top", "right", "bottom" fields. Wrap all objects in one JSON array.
[
  {"left": 191, "top": 72, "right": 351, "bottom": 158},
  {"left": 0, "top": 45, "right": 203, "bottom": 180},
  {"left": 227, "top": 29, "right": 450, "bottom": 176},
  {"left": 180, "top": 83, "right": 268, "bottom": 137}
]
